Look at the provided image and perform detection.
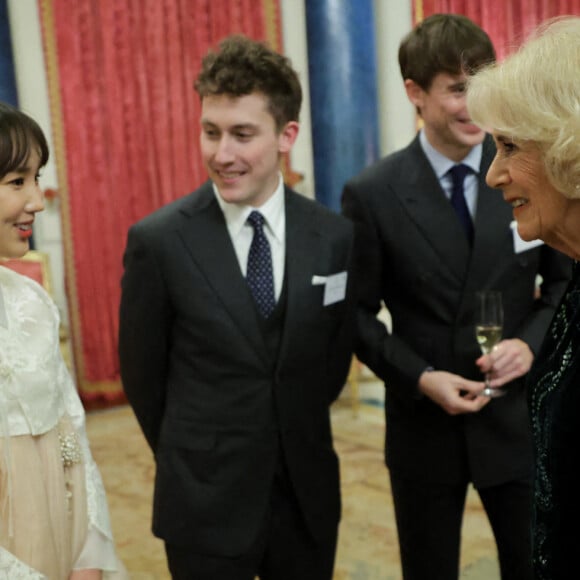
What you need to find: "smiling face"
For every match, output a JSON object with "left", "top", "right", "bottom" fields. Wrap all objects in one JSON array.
[
  {"left": 200, "top": 92, "right": 298, "bottom": 208},
  {"left": 0, "top": 148, "right": 44, "bottom": 259},
  {"left": 486, "top": 133, "right": 579, "bottom": 251},
  {"left": 406, "top": 72, "right": 485, "bottom": 161}
]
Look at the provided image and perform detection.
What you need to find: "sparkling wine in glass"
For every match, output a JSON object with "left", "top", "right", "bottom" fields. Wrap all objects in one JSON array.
[{"left": 475, "top": 291, "right": 505, "bottom": 397}]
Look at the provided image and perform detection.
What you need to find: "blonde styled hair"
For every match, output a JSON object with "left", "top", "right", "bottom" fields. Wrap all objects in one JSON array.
[{"left": 467, "top": 17, "right": 580, "bottom": 199}]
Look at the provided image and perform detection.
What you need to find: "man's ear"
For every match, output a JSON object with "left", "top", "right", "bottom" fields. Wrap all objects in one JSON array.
[
  {"left": 278, "top": 121, "right": 300, "bottom": 154},
  {"left": 404, "top": 79, "right": 424, "bottom": 110}
]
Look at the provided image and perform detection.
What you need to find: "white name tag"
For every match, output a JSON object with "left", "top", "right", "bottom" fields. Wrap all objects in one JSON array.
[
  {"left": 511, "top": 220, "right": 544, "bottom": 253},
  {"left": 312, "top": 271, "right": 348, "bottom": 306}
]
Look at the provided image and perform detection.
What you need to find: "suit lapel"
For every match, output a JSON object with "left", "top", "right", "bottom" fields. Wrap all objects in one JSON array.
[
  {"left": 276, "top": 189, "right": 320, "bottom": 369},
  {"left": 467, "top": 137, "right": 515, "bottom": 291},
  {"left": 176, "top": 184, "right": 269, "bottom": 364},
  {"left": 395, "top": 137, "right": 471, "bottom": 282}
]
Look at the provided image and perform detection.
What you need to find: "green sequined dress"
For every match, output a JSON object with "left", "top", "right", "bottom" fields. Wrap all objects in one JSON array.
[{"left": 528, "top": 260, "right": 580, "bottom": 579}]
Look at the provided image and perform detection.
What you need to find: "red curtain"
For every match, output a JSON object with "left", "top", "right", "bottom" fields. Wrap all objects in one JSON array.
[
  {"left": 39, "top": 0, "right": 282, "bottom": 407},
  {"left": 415, "top": 0, "right": 580, "bottom": 58}
]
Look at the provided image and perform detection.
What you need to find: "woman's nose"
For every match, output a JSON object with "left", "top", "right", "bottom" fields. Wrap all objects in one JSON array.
[
  {"left": 25, "top": 183, "right": 45, "bottom": 213},
  {"left": 486, "top": 155, "right": 509, "bottom": 189}
]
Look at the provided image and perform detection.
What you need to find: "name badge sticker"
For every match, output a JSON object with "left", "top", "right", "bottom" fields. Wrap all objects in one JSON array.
[{"left": 323, "top": 271, "right": 347, "bottom": 306}]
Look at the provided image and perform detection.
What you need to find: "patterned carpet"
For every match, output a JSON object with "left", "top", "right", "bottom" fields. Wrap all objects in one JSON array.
[{"left": 86, "top": 386, "right": 500, "bottom": 579}]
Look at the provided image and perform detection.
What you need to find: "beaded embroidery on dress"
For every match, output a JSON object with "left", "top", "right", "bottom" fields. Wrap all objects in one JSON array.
[
  {"left": 528, "top": 261, "right": 580, "bottom": 579},
  {"left": 0, "top": 547, "right": 46, "bottom": 579}
]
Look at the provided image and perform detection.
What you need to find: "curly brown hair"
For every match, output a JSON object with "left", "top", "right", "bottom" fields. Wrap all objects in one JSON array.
[{"left": 195, "top": 35, "right": 302, "bottom": 131}]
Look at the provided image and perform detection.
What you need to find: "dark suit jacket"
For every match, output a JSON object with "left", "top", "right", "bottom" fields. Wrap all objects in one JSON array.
[
  {"left": 119, "top": 182, "right": 355, "bottom": 557},
  {"left": 342, "top": 135, "right": 571, "bottom": 488}
]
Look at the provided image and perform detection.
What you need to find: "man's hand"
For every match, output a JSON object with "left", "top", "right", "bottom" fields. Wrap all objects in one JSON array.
[
  {"left": 418, "top": 370, "right": 489, "bottom": 415},
  {"left": 476, "top": 338, "right": 534, "bottom": 389}
]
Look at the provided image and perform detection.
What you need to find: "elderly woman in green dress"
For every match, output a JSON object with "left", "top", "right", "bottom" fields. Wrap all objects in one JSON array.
[{"left": 467, "top": 17, "right": 580, "bottom": 580}]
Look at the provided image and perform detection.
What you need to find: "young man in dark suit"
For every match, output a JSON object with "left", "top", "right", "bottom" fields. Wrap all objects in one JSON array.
[
  {"left": 342, "top": 14, "right": 571, "bottom": 580},
  {"left": 119, "top": 35, "right": 355, "bottom": 580}
]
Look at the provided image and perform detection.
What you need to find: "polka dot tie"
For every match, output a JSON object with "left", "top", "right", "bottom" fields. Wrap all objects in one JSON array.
[
  {"left": 449, "top": 163, "right": 474, "bottom": 245},
  {"left": 246, "top": 211, "right": 276, "bottom": 318}
]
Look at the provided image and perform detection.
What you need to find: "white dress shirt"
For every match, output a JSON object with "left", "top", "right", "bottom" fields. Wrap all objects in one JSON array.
[
  {"left": 419, "top": 129, "right": 483, "bottom": 219},
  {"left": 213, "top": 174, "right": 286, "bottom": 300}
]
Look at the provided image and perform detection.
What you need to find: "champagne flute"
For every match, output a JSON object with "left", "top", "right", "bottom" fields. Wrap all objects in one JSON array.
[{"left": 475, "top": 291, "right": 505, "bottom": 397}]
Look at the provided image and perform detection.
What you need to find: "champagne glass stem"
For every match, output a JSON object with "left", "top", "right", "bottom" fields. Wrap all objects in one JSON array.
[
  {"left": 482, "top": 367, "right": 507, "bottom": 398},
  {"left": 483, "top": 370, "right": 493, "bottom": 396}
]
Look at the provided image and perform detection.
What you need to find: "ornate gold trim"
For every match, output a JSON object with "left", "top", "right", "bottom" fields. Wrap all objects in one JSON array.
[
  {"left": 78, "top": 380, "right": 129, "bottom": 395},
  {"left": 38, "top": 0, "right": 88, "bottom": 390},
  {"left": 262, "top": 0, "right": 303, "bottom": 187},
  {"left": 262, "top": 0, "right": 281, "bottom": 51},
  {"left": 415, "top": 0, "right": 424, "bottom": 23}
]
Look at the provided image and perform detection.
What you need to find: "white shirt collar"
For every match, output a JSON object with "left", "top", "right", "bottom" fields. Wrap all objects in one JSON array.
[{"left": 213, "top": 173, "right": 285, "bottom": 242}]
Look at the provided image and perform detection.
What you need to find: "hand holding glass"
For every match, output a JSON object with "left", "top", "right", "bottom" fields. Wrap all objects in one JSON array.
[{"left": 475, "top": 291, "right": 505, "bottom": 397}]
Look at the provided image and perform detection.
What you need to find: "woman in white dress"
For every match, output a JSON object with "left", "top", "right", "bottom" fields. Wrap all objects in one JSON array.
[{"left": 0, "top": 101, "right": 125, "bottom": 578}]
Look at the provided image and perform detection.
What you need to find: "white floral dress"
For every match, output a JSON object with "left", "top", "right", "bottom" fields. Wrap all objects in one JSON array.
[{"left": 0, "top": 265, "right": 122, "bottom": 578}]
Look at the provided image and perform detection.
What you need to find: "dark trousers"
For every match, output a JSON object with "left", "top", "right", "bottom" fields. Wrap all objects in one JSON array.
[
  {"left": 166, "top": 467, "right": 337, "bottom": 580},
  {"left": 390, "top": 473, "right": 533, "bottom": 580}
]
